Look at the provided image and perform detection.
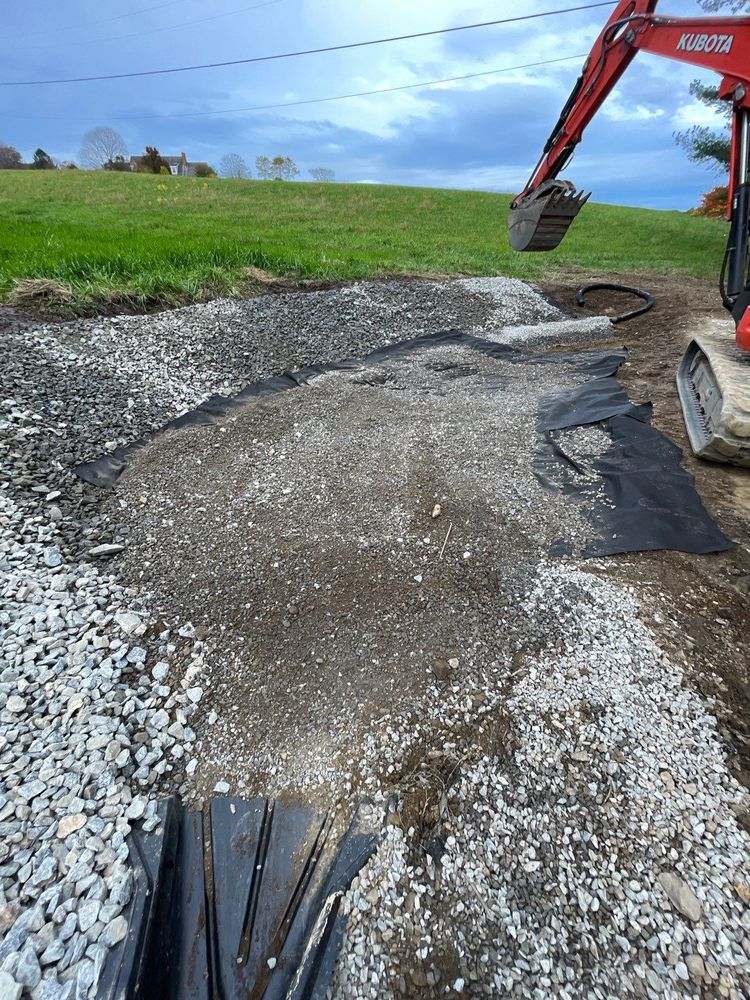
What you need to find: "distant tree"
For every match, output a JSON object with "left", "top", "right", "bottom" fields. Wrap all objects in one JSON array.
[
  {"left": 256, "top": 155, "right": 299, "bottom": 180},
  {"left": 138, "top": 146, "right": 171, "bottom": 174},
  {"left": 0, "top": 143, "right": 22, "bottom": 169},
  {"left": 59, "top": 160, "right": 78, "bottom": 170},
  {"left": 104, "top": 154, "right": 130, "bottom": 172},
  {"left": 698, "top": 0, "right": 749, "bottom": 9},
  {"left": 674, "top": 80, "right": 730, "bottom": 173},
  {"left": 220, "top": 153, "right": 249, "bottom": 179},
  {"left": 692, "top": 185, "right": 729, "bottom": 217},
  {"left": 194, "top": 162, "right": 217, "bottom": 178},
  {"left": 31, "top": 148, "right": 55, "bottom": 170},
  {"left": 271, "top": 155, "right": 299, "bottom": 180},
  {"left": 79, "top": 126, "right": 128, "bottom": 170},
  {"left": 255, "top": 155, "right": 272, "bottom": 180},
  {"left": 309, "top": 167, "right": 335, "bottom": 183}
]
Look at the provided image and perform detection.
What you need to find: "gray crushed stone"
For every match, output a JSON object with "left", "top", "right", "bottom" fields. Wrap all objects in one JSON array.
[
  {"left": 333, "top": 562, "right": 750, "bottom": 998},
  {"left": 110, "top": 341, "right": 597, "bottom": 802},
  {"left": 2, "top": 277, "right": 748, "bottom": 999}
]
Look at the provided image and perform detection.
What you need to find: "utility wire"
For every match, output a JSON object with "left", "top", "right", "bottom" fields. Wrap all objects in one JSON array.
[
  {"left": 0, "top": 54, "right": 585, "bottom": 122},
  {"left": 0, "top": 2, "right": 616, "bottom": 87},
  {"left": 23, "top": 0, "right": 195, "bottom": 39},
  {"left": 37, "top": 0, "right": 285, "bottom": 50}
]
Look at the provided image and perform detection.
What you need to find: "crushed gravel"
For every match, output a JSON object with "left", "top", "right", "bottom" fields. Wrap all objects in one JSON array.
[
  {"left": 2, "top": 276, "right": 748, "bottom": 1000},
  {"left": 334, "top": 562, "right": 750, "bottom": 998},
  {"left": 110, "top": 340, "right": 597, "bottom": 803}
]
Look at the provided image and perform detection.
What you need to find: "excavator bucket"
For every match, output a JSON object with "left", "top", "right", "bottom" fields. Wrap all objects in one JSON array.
[
  {"left": 508, "top": 180, "right": 590, "bottom": 252},
  {"left": 677, "top": 324, "right": 750, "bottom": 466}
]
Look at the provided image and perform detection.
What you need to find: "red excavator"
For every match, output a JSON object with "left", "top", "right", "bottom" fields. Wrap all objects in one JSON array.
[{"left": 508, "top": 0, "right": 750, "bottom": 466}]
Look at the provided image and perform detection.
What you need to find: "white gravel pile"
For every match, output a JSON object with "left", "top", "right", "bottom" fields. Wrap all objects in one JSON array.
[
  {"left": 461, "top": 277, "right": 613, "bottom": 346},
  {"left": 0, "top": 491, "right": 207, "bottom": 996},
  {"left": 333, "top": 562, "right": 750, "bottom": 998}
]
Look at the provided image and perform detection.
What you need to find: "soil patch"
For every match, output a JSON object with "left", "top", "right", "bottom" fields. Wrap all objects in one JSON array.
[{"left": 542, "top": 268, "right": 750, "bottom": 795}]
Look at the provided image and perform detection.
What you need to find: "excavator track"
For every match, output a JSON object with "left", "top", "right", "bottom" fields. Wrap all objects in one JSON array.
[{"left": 677, "top": 325, "right": 750, "bottom": 467}]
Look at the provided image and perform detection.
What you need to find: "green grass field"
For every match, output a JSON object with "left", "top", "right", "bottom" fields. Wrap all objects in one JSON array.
[{"left": 0, "top": 169, "right": 727, "bottom": 312}]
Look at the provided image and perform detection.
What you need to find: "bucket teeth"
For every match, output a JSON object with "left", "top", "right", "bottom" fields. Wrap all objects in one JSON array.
[
  {"left": 677, "top": 332, "right": 750, "bottom": 467},
  {"left": 508, "top": 180, "right": 590, "bottom": 252}
]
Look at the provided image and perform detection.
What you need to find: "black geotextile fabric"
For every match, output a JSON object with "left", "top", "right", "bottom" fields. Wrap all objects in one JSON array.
[
  {"left": 536, "top": 376, "right": 732, "bottom": 557},
  {"left": 75, "top": 330, "right": 733, "bottom": 556},
  {"left": 98, "top": 796, "right": 384, "bottom": 1000}
]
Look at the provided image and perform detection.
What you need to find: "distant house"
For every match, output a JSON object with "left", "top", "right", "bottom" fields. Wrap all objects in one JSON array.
[{"left": 129, "top": 151, "right": 200, "bottom": 176}]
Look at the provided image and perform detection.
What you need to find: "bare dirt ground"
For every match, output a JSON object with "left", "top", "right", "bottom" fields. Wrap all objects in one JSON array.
[{"left": 542, "top": 270, "right": 750, "bottom": 804}]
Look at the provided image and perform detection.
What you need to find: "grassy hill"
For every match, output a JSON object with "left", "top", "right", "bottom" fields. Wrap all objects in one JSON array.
[{"left": 0, "top": 170, "right": 727, "bottom": 313}]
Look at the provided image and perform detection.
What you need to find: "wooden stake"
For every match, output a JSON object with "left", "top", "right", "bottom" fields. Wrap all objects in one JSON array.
[{"left": 439, "top": 522, "right": 453, "bottom": 560}]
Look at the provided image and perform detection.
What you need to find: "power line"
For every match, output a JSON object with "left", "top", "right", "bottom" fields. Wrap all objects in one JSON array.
[
  {"left": 23, "top": 0, "right": 195, "bottom": 39},
  {"left": 116, "top": 55, "right": 589, "bottom": 119},
  {"left": 38, "top": 0, "right": 285, "bottom": 50},
  {"left": 0, "top": 2, "right": 616, "bottom": 87},
  {"left": 0, "top": 54, "right": 585, "bottom": 122}
]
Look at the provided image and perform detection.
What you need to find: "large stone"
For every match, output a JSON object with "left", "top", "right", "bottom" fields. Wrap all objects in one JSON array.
[
  {"left": 686, "top": 954, "right": 706, "bottom": 981},
  {"left": 59, "top": 912, "right": 78, "bottom": 942},
  {"left": 56, "top": 815, "right": 86, "bottom": 839},
  {"left": 30, "top": 855, "right": 57, "bottom": 887},
  {"left": 15, "top": 943, "right": 41, "bottom": 989},
  {"left": 113, "top": 612, "right": 144, "bottom": 636},
  {"left": 37, "top": 977, "right": 74, "bottom": 1000},
  {"left": 100, "top": 915, "right": 128, "bottom": 948},
  {"left": 40, "top": 939, "right": 65, "bottom": 965},
  {"left": 0, "top": 971, "right": 22, "bottom": 1000},
  {"left": 73, "top": 960, "right": 94, "bottom": 1000},
  {"left": 151, "top": 709, "right": 169, "bottom": 731},
  {"left": 88, "top": 544, "right": 125, "bottom": 557},
  {"left": 43, "top": 548, "right": 63, "bottom": 569},
  {"left": 657, "top": 872, "right": 703, "bottom": 922},
  {"left": 77, "top": 899, "right": 100, "bottom": 934}
]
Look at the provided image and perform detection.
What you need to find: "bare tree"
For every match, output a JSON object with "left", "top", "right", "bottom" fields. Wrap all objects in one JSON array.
[
  {"left": 699, "top": 0, "right": 749, "bottom": 9},
  {"left": 256, "top": 155, "right": 299, "bottom": 180},
  {"left": 270, "top": 155, "right": 299, "bottom": 180},
  {"left": 309, "top": 167, "right": 335, "bottom": 183},
  {"left": 220, "top": 153, "right": 249, "bottom": 179},
  {"left": 0, "top": 143, "right": 22, "bottom": 169},
  {"left": 79, "top": 126, "right": 128, "bottom": 170},
  {"left": 255, "top": 155, "right": 272, "bottom": 179}
]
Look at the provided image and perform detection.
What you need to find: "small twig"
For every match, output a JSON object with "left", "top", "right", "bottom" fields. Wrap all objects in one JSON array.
[{"left": 438, "top": 522, "right": 453, "bottom": 560}]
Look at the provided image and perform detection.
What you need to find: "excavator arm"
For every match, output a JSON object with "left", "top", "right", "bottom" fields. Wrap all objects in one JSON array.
[
  {"left": 509, "top": 0, "right": 750, "bottom": 467},
  {"left": 509, "top": 0, "right": 750, "bottom": 347}
]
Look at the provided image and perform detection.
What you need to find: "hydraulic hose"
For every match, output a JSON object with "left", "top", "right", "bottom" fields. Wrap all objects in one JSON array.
[{"left": 575, "top": 282, "right": 654, "bottom": 323}]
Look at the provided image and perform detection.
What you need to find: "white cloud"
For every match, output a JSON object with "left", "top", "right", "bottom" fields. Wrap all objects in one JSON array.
[
  {"left": 672, "top": 99, "right": 727, "bottom": 129},
  {"left": 601, "top": 95, "right": 665, "bottom": 123}
]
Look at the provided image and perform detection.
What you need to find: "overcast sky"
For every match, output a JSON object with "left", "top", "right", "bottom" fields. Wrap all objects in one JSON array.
[{"left": 0, "top": 0, "right": 730, "bottom": 208}]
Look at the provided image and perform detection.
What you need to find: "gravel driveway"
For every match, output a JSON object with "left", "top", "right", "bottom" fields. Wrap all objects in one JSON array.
[{"left": 1, "top": 278, "right": 748, "bottom": 999}]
